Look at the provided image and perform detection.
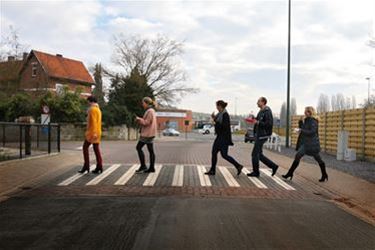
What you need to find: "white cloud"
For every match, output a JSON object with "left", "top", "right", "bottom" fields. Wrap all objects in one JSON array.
[{"left": 1, "top": 0, "right": 374, "bottom": 115}]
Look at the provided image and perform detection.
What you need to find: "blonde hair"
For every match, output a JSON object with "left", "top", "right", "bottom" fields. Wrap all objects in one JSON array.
[
  {"left": 305, "top": 106, "right": 319, "bottom": 121},
  {"left": 142, "top": 97, "right": 157, "bottom": 108}
]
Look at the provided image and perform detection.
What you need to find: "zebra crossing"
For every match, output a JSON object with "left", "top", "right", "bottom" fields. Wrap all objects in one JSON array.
[{"left": 57, "top": 164, "right": 296, "bottom": 191}]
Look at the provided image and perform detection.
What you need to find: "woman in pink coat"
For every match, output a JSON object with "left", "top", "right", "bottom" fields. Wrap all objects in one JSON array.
[{"left": 135, "top": 97, "right": 158, "bottom": 173}]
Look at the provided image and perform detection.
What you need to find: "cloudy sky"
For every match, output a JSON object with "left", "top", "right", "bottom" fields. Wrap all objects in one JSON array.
[{"left": 1, "top": 0, "right": 375, "bottom": 115}]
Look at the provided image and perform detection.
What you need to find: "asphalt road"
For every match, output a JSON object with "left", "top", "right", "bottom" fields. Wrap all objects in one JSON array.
[
  {"left": 0, "top": 139, "right": 374, "bottom": 250},
  {"left": 1, "top": 197, "right": 374, "bottom": 250}
]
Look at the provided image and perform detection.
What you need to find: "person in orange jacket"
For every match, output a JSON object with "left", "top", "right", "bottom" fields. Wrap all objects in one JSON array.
[{"left": 78, "top": 96, "right": 103, "bottom": 174}]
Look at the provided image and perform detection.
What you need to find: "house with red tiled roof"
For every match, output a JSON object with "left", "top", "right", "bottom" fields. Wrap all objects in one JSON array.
[{"left": 0, "top": 50, "right": 94, "bottom": 96}]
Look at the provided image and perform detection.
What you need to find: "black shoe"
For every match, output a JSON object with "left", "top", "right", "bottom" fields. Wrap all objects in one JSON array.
[
  {"left": 144, "top": 168, "right": 155, "bottom": 173},
  {"left": 78, "top": 166, "right": 89, "bottom": 174},
  {"left": 236, "top": 165, "right": 243, "bottom": 176},
  {"left": 205, "top": 170, "right": 215, "bottom": 175},
  {"left": 247, "top": 172, "right": 260, "bottom": 177},
  {"left": 282, "top": 173, "right": 293, "bottom": 180},
  {"left": 319, "top": 174, "right": 328, "bottom": 182},
  {"left": 92, "top": 168, "right": 103, "bottom": 174},
  {"left": 135, "top": 166, "right": 147, "bottom": 174},
  {"left": 272, "top": 165, "right": 279, "bottom": 176}
]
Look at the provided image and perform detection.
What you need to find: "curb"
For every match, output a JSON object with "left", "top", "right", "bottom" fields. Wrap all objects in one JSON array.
[{"left": 0, "top": 153, "right": 60, "bottom": 166}]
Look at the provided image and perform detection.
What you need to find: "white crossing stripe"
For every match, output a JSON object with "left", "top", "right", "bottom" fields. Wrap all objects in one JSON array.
[
  {"left": 86, "top": 164, "right": 121, "bottom": 186},
  {"left": 143, "top": 164, "right": 163, "bottom": 186},
  {"left": 196, "top": 165, "right": 212, "bottom": 187},
  {"left": 58, "top": 164, "right": 95, "bottom": 186},
  {"left": 218, "top": 167, "right": 240, "bottom": 187},
  {"left": 260, "top": 169, "right": 296, "bottom": 190},
  {"left": 172, "top": 165, "right": 184, "bottom": 186},
  {"left": 241, "top": 168, "right": 268, "bottom": 189},
  {"left": 114, "top": 164, "right": 139, "bottom": 185}
]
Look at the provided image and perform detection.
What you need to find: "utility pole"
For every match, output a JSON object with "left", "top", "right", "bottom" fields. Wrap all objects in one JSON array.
[{"left": 286, "top": 0, "right": 292, "bottom": 148}]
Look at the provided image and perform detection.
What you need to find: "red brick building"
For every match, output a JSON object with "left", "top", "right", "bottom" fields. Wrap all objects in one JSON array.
[
  {"left": 0, "top": 50, "right": 94, "bottom": 96},
  {"left": 156, "top": 109, "right": 194, "bottom": 132}
]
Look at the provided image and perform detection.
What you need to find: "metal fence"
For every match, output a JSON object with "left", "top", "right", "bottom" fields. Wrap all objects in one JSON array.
[{"left": 0, "top": 122, "right": 60, "bottom": 161}]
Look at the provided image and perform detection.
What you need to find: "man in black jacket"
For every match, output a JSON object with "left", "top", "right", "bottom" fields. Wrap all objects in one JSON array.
[{"left": 248, "top": 97, "right": 279, "bottom": 177}]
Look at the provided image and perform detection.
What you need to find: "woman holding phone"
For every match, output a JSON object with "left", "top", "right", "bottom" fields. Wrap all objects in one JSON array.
[
  {"left": 135, "top": 97, "right": 157, "bottom": 173},
  {"left": 205, "top": 100, "right": 243, "bottom": 176},
  {"left": 282, "top": 106, "right": 328, "bottom": 182}
]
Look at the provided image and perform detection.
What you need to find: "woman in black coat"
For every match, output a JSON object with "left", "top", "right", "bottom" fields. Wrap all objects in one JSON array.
[
  {"left": 205, "top": 100, "right": 243, "bottom": 176},
  {"left": 295, "top": 116, "right": 304, "bottom": 151},
  {"left": 282, "top": 106, "right": 328, "bottom": 182}
]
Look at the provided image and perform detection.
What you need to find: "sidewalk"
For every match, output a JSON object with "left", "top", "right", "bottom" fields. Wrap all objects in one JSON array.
[
  {"left": 264, "top": 149, "right": 375, "bottom": 224},
  {"left": 275, "top": 145, "right": 375, "bottom": 183},
  {"left": 0, "top": 151, "right": 82, "bottom": 201}
]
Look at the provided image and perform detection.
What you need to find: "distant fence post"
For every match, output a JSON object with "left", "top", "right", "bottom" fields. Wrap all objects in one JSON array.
[
  {"left": 48, "top": 122, "right": 51, "bottom": 154},
  {"left": 25, "top": 125, "right": 32, "bottom": 155},
  {"left": 2, "top": 124, "right": 5, "bottom": 147},
  {"left": 57, "top": 124, "right": 61, "bottom": 153}
]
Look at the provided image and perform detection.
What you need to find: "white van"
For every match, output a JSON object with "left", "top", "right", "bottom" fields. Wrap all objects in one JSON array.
[{"left": 199, "top": 124, "right": 215, "bottom": 134}]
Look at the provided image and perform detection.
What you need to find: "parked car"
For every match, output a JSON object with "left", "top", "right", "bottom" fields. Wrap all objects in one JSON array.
[
  {"left": 162, "top": 128, "right": 180, "bottom": 136},
  {"left": 244, "top": 126, "right": 255, "bottom": 143},
  {"left": 199, "top": 124, "right": 215, "bottom": 135}
]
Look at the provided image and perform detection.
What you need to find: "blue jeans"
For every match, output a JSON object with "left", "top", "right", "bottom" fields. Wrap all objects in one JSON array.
[{"left": 252, "top": 138, "right": 278, "bottom": 173}]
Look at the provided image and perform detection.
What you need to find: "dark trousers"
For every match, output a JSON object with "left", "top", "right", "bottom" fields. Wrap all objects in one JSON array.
[
  {"left": 83, "top": 140, "right": 103, "bottom": 169},
  {"left": 210, "top": 139, "right": 241, "bottom": 172},
  {"left": 252, "top": 138, "right": 278, "bottom": 173},
  {"left": 136, "top": 141, "right": 155, "bottom": 170},
  {"left": 287, "top": 146, "right": 327, "bottom": 176}
]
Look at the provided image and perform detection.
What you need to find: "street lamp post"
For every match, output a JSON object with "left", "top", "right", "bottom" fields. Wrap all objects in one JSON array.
[{"left": 286, "top": 0, "right": 292, "bottom": 148}]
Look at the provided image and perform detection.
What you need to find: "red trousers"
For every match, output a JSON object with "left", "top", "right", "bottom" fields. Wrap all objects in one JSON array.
[{"left": 83, "top": 140, "right": 103, "bottom": 168}]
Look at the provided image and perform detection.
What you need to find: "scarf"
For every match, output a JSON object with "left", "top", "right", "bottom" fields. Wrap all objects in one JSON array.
[{"left": 215, "top": 109, "right": 227, "bottom": 124}]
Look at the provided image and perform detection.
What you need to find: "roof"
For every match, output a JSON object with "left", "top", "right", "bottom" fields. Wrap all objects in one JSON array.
[
  {"left": 0, "top": 60, "right": 24, "bottom": 81},
  {"left": 30, "top": 50, "right": 94, "bottom": 84}
]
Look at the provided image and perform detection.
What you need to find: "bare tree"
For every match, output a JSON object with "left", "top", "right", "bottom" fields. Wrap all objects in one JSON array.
[
  {"left": 362, "top": 95, "right": 375, "bottom": 108},
  {"left": 280, "top": 102, "right": 287, "bottom": 127},
  {"left": 111, "top": 34, "right": 197, "bottom": 104},
  {"left": 336, "top": 93, "right": 346, "bottom": 111},
  {"left": 0, "top": 25, "right": 29, "bottom": 61},
  {"left": 291, "top": 98, "right": 297, "bottom": 116},
  {"left": 345, "top": 97, "right": 352, "bottom": 109},
  {"left": 331, "top": 95, "right": 337, "bottom": 111},
  {"left": 279, "top": 98, "right": 296, "bottom": 128},
  {"left": 352, "top": 95, "right": 357, "bottom": 109},
  {"left": 317, "top": 93, "right": 330, "bottom": 113}
]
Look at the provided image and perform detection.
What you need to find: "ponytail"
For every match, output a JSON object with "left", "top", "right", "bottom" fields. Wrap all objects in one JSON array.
[{"left": 143, "top": 97, "right": 157, "bottom": 109}]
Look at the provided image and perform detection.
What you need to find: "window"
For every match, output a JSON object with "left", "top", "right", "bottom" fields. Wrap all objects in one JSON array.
[
  {"left": 55, "top": 83, "right": 64, "bottom": 95},
  {"left": 31, "top": 62, "right": 37, "bottom": 77}
]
